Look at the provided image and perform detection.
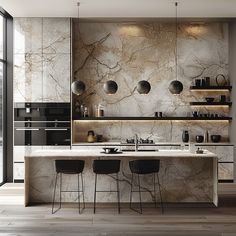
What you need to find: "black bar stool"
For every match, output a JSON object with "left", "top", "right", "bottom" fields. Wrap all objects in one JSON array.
[
  {"left": 129, "top": 159, "right": 163, "bottom": 214},
  {"left": 52, "top": 160, "right": 85, "bottom": 214},
  {"left": 93, "top": 159, "right": 121, "bottom": 214}
]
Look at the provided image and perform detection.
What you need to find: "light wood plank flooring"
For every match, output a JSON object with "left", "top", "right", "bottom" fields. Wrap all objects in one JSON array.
[{"left": 0, "top": 183, "right": 236, "bottom": 236}]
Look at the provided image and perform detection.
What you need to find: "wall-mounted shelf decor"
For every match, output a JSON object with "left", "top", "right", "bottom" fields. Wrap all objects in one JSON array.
[
  {"left": 190, "top": 86, "right": 232, "bottom": 91},
  {"left": 73, "top": 116, "right": 232, "bottom": 121},
  {"left": 190, "top": 102, "right": 232, "bottom": 107}
]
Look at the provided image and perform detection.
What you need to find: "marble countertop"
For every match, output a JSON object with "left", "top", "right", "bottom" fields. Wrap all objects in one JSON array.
[
  {"left": 25, "top": 149, "right": 217, "bottom": 158},
  {"left": 72, "top": 142, "right": 233, "bottom": 146}
]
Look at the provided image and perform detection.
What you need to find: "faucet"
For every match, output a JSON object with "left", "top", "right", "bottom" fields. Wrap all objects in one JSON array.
[{"left": 134, "top": 134, "right": 139, "bottom": 151}]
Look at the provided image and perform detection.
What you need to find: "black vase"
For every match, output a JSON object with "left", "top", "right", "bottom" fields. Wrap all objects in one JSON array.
[{"left": 182, "top": 130, "right": 189, "bottom": 143}]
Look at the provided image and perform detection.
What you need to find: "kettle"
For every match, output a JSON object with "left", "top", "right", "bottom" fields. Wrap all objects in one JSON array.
[{"left": 87, "top": 130, "right": 95, "bottom": 143}]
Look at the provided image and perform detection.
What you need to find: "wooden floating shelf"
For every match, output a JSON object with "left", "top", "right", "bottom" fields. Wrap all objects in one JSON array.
[
  {"left": 73, "top": 117, "right": 232, "bottom": 121},
  {"left": 190, "top": 102, "right": 232, "bottom": 106},
  {"left": 190, "top": 86, "right": 232, "bottom": 91}
]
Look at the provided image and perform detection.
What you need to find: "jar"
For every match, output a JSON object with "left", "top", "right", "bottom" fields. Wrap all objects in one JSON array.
[{"left": 96, "top": 104, "right": 105, "bottom": 117}]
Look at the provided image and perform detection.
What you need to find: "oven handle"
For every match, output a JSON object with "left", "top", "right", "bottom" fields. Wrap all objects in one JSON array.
[
  {"left": 44, "top": 128, "right": 68, "bottom": 131},
  {"left": 15, "top": 128, "right": 40, "bottom": 131}
]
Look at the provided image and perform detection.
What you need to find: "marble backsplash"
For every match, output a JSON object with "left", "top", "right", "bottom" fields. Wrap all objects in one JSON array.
[
  {"left": 73, "top": 21, "right": 229, "bottom": 117},
  {"left": 72, "top": 21, "right": 230, "bottom": 142}
]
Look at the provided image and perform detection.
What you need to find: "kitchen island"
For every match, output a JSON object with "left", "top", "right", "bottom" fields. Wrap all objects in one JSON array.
[{"left": 25, "top": 149, "right": 218, "bottom": 206}]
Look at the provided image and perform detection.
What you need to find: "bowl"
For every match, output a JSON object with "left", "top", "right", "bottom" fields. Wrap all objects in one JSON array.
[
  {"left": 211, "top": 135, "right": 221, "bottom": 143},
  {"left": 205, "top": 97, "right": 214, "bottom": 103},
  {"left": 196, "top": 135, "right": 204, "bottom": 143},
  {"left": 103, "top": 147, "right": 118, "bottom": 154}
]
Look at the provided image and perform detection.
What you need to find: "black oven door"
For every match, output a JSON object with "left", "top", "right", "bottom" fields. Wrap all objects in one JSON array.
[
  {"left": 14, "top": 127, "right": 70, "bottom": 146},
  {"left": 43, "top": 128, "right": 70, "bottom": 145},
  {"left": 14, "top": 128, "right": 43, "bottom": 146}
]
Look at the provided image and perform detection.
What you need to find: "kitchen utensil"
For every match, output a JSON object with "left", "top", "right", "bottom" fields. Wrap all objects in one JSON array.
[
  {"left": 196, "top": 135, "right": 204, "bottom": 143},
  {"left": 211, "top": 135, "right": 221, "bottom": 143}
]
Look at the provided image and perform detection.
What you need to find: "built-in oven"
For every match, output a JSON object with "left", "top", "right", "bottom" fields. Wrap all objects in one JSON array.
[
  {"left": 14, "top": 103, "right": 70, "bottom": 121},
  {"left": 14, "top": 103, "right": 71, "bottom": 146},
  {"left": 14, "top": 121, "right": 71, "bottom": 146}
]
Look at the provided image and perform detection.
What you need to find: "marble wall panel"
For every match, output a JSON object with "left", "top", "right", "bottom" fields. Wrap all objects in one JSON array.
[
  {"left": 72, "top": 21, "right": 230, "bottom": 144},
  {"left": 42, "top": 54, "right": 70, "bottom": 102},
  {"left": 13, "top": 18, "right": 71, "bottom": 103},
  {"left": 73, "top": 22, "right": 229, "bottom": 116},
  {"left": 14, "top": 53, "right": 43, "bottom": 102},
  {"left": 14, "top": 18, "right": 42, "bottom": 54},
  {"left": 42, "top": 18, "right": 70, "bottom": 54}
]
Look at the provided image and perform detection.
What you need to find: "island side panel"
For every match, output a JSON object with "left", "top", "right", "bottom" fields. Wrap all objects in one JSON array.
[{"left": 25, "top": 155, "right": 216, "bottom": 205}]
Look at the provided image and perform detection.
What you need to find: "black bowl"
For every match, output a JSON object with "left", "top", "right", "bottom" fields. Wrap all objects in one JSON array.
[
  {"left": 205, "top": 97, "right": 214, "bottom": 103},
  {"left": 103, "top": 147, "right": 118, "bottom": 153},
  {"left": 211, "top": 135, "right": 221, "bottom": 143},
  {"left": 196, "top": 135, "right": 204, "bottom": 143}
]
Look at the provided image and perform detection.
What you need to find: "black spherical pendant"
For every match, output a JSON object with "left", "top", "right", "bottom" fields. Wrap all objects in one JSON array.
[
  {"left": 103, "top": 80, "right": 118, "bottom": 94},
  {"left": 71, "top": 80, "right": 86, "bottom": 95},
  {"left": 169, "top": 80, "right": 183, "bottom": 94},
  {"left": 137, "top": 80, "right": 151, "bottom": 94}
]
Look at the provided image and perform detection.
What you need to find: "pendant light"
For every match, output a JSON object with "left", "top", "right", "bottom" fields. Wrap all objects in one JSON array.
[
  {"left": 71, "top": 2, "right": 86, "bottom": 96},
  {"left": 169, "top": 2, "right": 183, "bottom": 95},
  {"left": 137, "top": 80, "right": 151, "bottom": 94},
  {"left": 103, "top": 80, "right": 118, "bottom": 94}
]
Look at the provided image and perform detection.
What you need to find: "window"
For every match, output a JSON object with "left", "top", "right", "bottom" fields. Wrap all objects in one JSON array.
[{"left": 0, "top": 8, "right": 13, "bottom": 185}]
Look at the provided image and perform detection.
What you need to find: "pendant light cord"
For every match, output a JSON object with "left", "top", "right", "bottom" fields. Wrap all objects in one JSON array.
[
  {"left": 77, "top": 2, "right": 80, "bottom": 19},
  {"left": 175, "top": 2, "right": 178, "bottom": 81}
]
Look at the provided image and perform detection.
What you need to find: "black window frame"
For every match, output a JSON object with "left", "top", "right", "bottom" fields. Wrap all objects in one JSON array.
[{"left": 0, "top": 7, "right": 13, "bottom": 186}]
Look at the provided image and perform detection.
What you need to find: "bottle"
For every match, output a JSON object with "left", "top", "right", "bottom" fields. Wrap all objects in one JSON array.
[
  {"left": 204, "top": 130, "right": 209, "bottom": 143},
  {"left": 83, "top": 106, "right": 89, "bottom": 117},
  {"left": 182, "top": 130, "right": 189, "bottom": 143}
]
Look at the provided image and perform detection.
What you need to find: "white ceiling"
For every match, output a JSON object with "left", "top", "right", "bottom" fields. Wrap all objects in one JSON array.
[{"left": 0, "top": 0, "right": 236, "bottom": 18}]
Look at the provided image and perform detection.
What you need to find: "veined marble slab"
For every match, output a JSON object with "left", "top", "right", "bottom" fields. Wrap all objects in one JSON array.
[{"left": 25, "top": 150, "right": 218, "bottom": 207}]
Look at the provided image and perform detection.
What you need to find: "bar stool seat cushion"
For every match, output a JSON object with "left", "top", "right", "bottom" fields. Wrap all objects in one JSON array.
[
  {"left": 93, "top": 160, "right": 121, "bottom": 174},
  {"left": 129, "top": 159, "right": 160, "bottom": 174},
  {"left": 55, "top": 160, "right": 85, "bottom": 174}
]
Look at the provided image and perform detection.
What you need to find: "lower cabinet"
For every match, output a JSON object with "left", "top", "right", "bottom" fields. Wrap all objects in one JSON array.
[
  {"left": 196, "top": 144, "right": 234, "bottom": 182},
  {"left": 13, "top": 146, "right": 71, "bottom": 182}
]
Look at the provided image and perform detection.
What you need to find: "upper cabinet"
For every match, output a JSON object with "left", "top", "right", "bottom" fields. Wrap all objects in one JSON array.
[{"left": 13, "top": 18, "right": 71, "bottom": 103}]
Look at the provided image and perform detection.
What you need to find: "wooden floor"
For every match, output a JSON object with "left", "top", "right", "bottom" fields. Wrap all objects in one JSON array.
[{"left": 1, "top": 184, "right": 236, "bottom": 236}]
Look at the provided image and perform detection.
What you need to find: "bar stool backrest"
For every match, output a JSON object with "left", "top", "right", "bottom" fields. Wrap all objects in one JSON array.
[
  {"left": 129, "top": 159, "right": 160, "bottom": 174},
  {"left": 93, "top": 160, "right": 121, "bottom": 174},
  {"left": 55, "top": 160, "right": 85, "bottom": 174}
]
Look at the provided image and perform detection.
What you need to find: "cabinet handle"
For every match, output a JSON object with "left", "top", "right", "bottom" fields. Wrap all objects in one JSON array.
[
  {"left": 44, "top": 128, "right": 68, "bottom": 131},
  {"left": 15, "top": 128, "right": 40, "bottom": 131}
]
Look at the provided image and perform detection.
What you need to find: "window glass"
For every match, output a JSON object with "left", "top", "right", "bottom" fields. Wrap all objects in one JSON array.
[
  {"left": 0, "top": 15, "right": 3, "bottom": 59},
  {"left": 0, "top": 62, "right": 3, "bottom": 183}
]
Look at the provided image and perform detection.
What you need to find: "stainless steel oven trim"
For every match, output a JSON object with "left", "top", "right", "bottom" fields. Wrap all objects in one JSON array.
[
  {"left": 44, "top": 128, "right": 68, "bottom": 131},
  {"left": 15, "top": 128, "right": 40, "bottom": 131}
]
